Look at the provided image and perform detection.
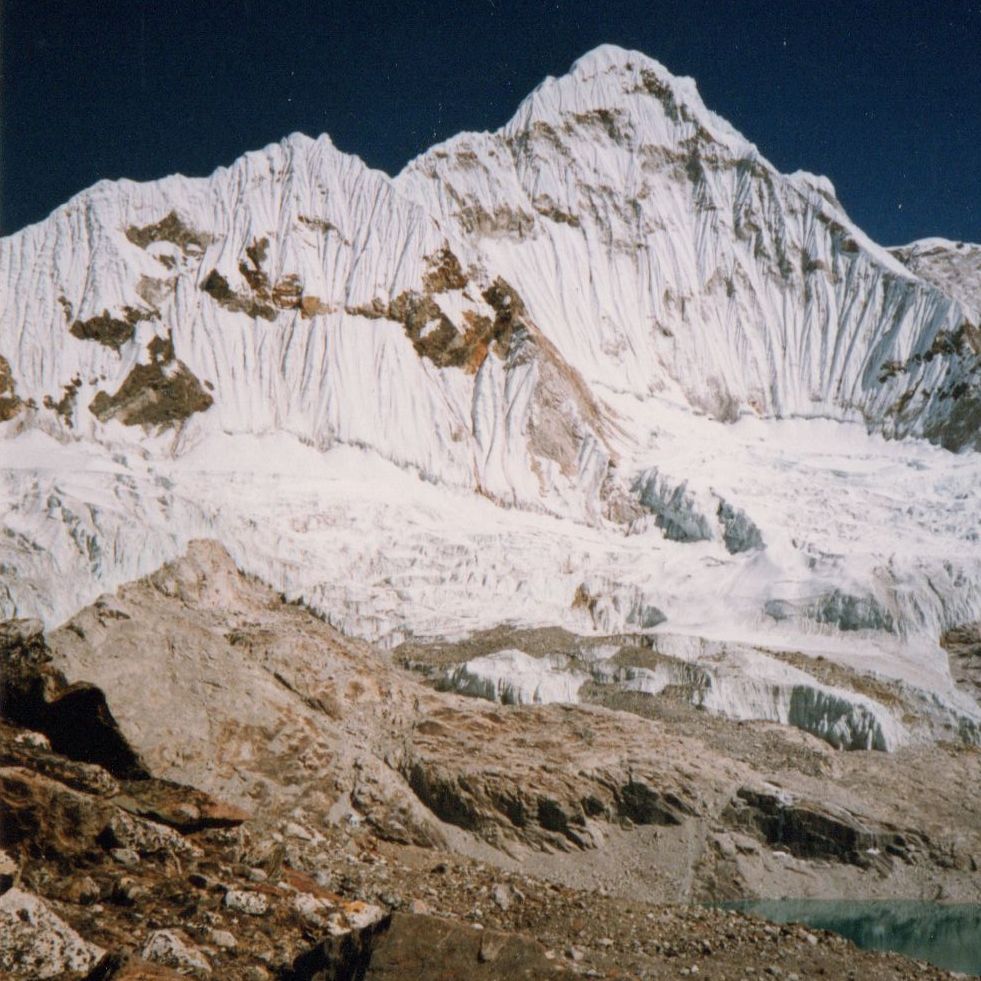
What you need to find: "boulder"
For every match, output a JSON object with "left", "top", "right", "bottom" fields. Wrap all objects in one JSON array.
[
  {"left": 287, "top": 912, "right": 575, "bottom": 979},
  {"left": 0, "top": 887, "right": 104, "bottom": 978}
]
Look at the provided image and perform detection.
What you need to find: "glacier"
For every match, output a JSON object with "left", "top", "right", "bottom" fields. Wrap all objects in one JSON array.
[
  {"left": 439, "top": 639, "right": 912, "bottom": 750},
  {"left": 443, "top": 649, "right": 589, "bottom": 706},
  {"left": 0, "top": 44, "right": 979, "bottom": 743}
]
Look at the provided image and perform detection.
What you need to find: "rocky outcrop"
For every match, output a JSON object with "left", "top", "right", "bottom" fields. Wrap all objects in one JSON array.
[
  {"left": 403, "top": 712, "right": 699, "bottom": 851},
  {"left": 722, "top": 785, "right": 928, "bottom": 867},
  {"left": 88, "top": 332, "right": 213, "bottom": 429},
  {"left": 0, "top": 618, "right": 149, "bottom": 779},
  {"left": 0, "top": 354, "right": 25, "bottom": 421},
  {"left": 0, "top": 888, "right": 105, "bottom": 978},
  {"left": 43, "top": 542, "right": 707, "bottom": 858},
  {"left": 198, "top": 236, "right": 335, "bottom": 324},
  {"left": 0, "top": 700, "right": 963, "bottom": 979},
  {"left": 287, "top": 911, "right": 576, "bottom": 979},
  {"left": 941, "top": 621, "right": 981, "bottom": 700},
  {"left": 69, "top": 307, "right": 157, "bottom": 353},
  {"left": 0, "top": 656, "right": 395, "bottom": 979},
  {"left": 125, "top": 211, "right": 210, "bottom": 256}
]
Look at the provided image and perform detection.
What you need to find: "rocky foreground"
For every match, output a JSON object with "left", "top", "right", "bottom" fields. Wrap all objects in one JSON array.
[{"left": 1, "top": 541, "right": 978, "bottom": 978}]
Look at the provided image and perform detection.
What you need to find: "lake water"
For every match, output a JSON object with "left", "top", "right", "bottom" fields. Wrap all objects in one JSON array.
[{"left": 718, "top": 900, "right": 981, "bottom": 975}]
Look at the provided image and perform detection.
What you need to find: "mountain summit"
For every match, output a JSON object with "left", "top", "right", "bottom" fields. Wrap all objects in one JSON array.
[{"left": 0, "top": 47, "right": 979, "bottom": 737}]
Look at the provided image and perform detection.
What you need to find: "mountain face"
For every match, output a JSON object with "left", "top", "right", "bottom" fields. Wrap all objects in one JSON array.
[
  {"left": 2, "top": 47, "right": 977, "bottom": 484},
  {"left": 0, "top": 46, "right": 979, "bottom": 730}
]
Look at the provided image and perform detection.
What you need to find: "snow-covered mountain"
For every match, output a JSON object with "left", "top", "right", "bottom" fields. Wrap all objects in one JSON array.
[{"left": 1, "top": 46, "right": 979, "bottom": 736}]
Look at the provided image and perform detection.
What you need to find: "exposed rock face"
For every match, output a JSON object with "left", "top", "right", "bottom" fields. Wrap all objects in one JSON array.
[
  {"left": 402, "top": 701, "right": 698, "bottom": 851},
  {"left": 69, "top": 307, "right": 157, "bottom": 353},
  {"left": 198, "top": 233, "right": 331, "bottom": 324},
  {"left": 348, "top": 253, "right": 508, "bottom": 374},
  {"left": 125, "top": 211, "right": 210, "bottom": 255},
  {"left": 722, "top": 785, "right": 928, "bottom": 866},
  {"left": 43, "top": 375, "right": 82, "bottom": 426},
  {"left": 0, "top": 618, "right": 150, "bottom": 779},
  {"left": 88, "top": 332, "right": 213, "bottom": 428},
  {"left": 0, "top": 354, "right": 24, "bottom": 421},
  {"left": 45, "top": 541, "right": 427, "bottom": 835},
  {"left": 43, "top": 541, "right": 709, "bottom": 857},
  {"left": 0, "top": 708, "right": 963, "bottom": 980},
  {"left": 141, "top": 929, "right": 212, "bottom": 976},
  {"left": 942, "top": 621, "right": 981, "bottom": 700},
  {"left": 347, "top": 271, "right": 614, "bottom": 494},
  {"left": 0, "top": 628, "right": 391, "bottom": 979}
]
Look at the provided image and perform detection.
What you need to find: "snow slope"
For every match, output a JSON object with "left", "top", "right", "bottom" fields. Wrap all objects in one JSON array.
[{"left": 0, "top": 45, "right": 979, "bottom": 738}]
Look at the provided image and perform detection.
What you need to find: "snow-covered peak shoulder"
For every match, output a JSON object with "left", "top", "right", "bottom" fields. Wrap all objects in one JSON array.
[
  {"left": 890, "top": 238, "right": 981, "bottom": 316},
  {"left": 782, "top": 171, "right": 916, "bottom": 282},
  {"left": 893, "top": 236, "right": 975, "bottom": 253},
  {"left": 7, "top": 130, "right": 395, "bottom": 247},
  {"left": 396, "top": 43, "right": 762, "bottom": 206}
]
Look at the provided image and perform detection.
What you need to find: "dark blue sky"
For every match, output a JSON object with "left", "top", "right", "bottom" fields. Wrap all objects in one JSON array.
[{"left": 3, "top": 0, "right": 979, "bottom": 244}]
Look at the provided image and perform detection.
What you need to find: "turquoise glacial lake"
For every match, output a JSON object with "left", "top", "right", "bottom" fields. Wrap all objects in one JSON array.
[{"left": 719, "top": 900, "right": 981, "bottom": 975}]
